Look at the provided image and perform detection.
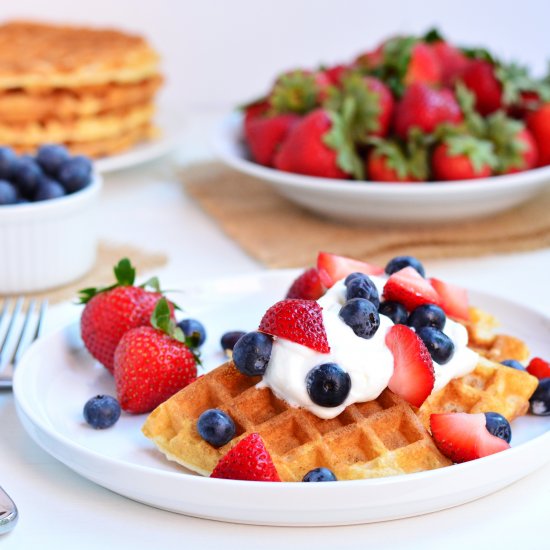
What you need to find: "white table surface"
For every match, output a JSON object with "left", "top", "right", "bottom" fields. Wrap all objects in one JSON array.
[{"left": 1, "top": 111, "right": 549, "bottom": 549}]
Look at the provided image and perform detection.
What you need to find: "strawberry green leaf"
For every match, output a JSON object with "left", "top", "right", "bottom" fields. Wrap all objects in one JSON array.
[
  {"left": 113, "top": 258, "right": 136, "bottom": 286},
  {"left": 445, "top": 135, "right": 498, "bottom": 173},
  {"left": 423, "top": 28, "right": 445, "bottom": 43},
  {"left": 486, "top": 111, "right": 527, "bottom": 172},
  {"left": 461, "top": 47, "right": 495, "bottom": 64},
  {"left": 141, "top": 276, "right": 161, "bottom": 293},
  {"left": 269, "top": 71, "right": 320, "bottom": 115},
  {"left": 151, "top": 297, "right": 173, "bottom": 334},
  {"left": 455, "top": 82, "right": 486, "bottom": 137}
]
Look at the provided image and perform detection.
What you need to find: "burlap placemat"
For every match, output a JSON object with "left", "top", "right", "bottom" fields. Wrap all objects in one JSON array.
[
  {"left": 183, "top": 162, "right": 550, "bottom": 268},
  {"left": 3, "top": 242, "right": 168, "bottom": 304}
]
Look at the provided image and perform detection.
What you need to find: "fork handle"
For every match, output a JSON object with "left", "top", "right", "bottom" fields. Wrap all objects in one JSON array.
[{"left": 0, "top": 486, "right": 18, "bottom": 535}]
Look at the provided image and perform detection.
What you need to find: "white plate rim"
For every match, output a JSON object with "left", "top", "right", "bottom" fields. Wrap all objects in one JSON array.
[{"left": 12, "top": 269, "right": 550, "bottom": 526}]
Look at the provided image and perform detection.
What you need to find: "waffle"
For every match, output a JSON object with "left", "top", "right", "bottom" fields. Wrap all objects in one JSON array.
[
  {"left": 0, "top": 76, "right": 162, "bottom": 123},
  {"left": 0, "top": 102, "right": 154, "bottom": 145},
  {"left": 142, "top": 361, "right": 452, "bottom": 482},
  {"left": 0, "top": 21, "right": 159, "bottom": 89}
]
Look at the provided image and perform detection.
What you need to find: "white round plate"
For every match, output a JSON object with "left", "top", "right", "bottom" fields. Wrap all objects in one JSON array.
[
  {"left": 95, "top": 107, "right": 183, "bottom": 173},
  {"left": 213, "top": 112, "right": 550, "bottom": 225},
  {"left": 13, "top": 270, "right": 550, "bottom": 526}
]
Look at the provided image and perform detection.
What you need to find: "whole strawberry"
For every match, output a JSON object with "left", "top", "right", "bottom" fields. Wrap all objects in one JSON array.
[
  {"left": 461, "top": 59, "right": 503, "bottom": 116},
  {"left": 393, "top": 83, "right": 463, "bottom": 140},
  {"left": 432, "top": 135, "right": 497, "bottom": 181},
  {"left": 114, "top": 298, "right": 198, "bottom": 414},
  {"left": 429, "top": 40, "right": 469, "bottom": 87},
  {"left": 274, "top": 108, "right": 363, "bottom": 179},
  {"left": 527, "top": 102, "right": 550, "bottom": 167},
  {"left": 79, "top": 259, "right": 173, "bottom": 374}
]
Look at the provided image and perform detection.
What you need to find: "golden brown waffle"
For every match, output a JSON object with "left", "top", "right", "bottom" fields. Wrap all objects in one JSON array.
[
  {"left": 0, "top": 76, "right": 162, "bottom": 123},
  {"left": 0, "top": 102, "right": 154, "bottom": 145},
  {"left": 0, "top": 21, "right": 159, "bottom": 89},
  {"left": 142, "top": 361, "right": 452, "bottom": 482},
  {"left": 417, "top": 356, "right": 538, "bottom": 429}
]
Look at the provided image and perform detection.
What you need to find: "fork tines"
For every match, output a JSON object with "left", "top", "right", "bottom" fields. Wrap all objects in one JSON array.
[{"left": 0, "top": 297, "right": 47, "bottom": 388}]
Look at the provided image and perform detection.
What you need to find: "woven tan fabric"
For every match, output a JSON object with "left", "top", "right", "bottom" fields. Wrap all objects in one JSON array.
[{"left": 184, "top": 162, "right": 550, "bottom": 268}]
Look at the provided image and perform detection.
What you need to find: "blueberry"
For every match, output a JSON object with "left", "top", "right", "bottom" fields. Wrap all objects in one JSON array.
[
  {"left": 36, "top": 144, "right": 70, "bottom": 176},
  {"left": 83, "top": 395, "right": 121, "bottom": 429},
  {"left": 197, "top": 409, "right": 236, "bottom": 447},
  {"left": 0, "top": 180, "right": 19, "bottom": 205},
  {"left": 484, "top": 412, "right": 512, "bottom": 443},
  {"left": 407, "top": 304, "right": 446, "bottom": 331},
  {"left": 529, "top": 378, "right": 550, "bottom": 416},
  {"left": 302, "top": 467, "right": 337, "bottom": 482},
  {"left": 220, "top": 330, "right": 246, "bottom": 357},
  {"left": 306, "top": 363, "right": 351, "bottom": 407},
  {"left": 345, "top": 274, "right": 379, "bottom": 307},
  {"left": 385, "top": 255, "right": 426, "bottom": 277},
  {"left": 58, "top": 155, "right": 92, "bottom": 193},
  {"left": 339, "top": 298, "right": 380, "bottom": 339},
  {"left": 34, "top": 176, "right": 66, "bottom": 201},
  {"left": 232, "top": 330, "right": 273, "bottom": 376},
  {"left": 344, "top": 271, "right": 366, "bottom": 285},
  {"left": 378, "top": 301, "right": 408, "bottom": 325},
  {"left": 500, "top": 359, "right": 525, "bottom": 371},
  {"left": 177, "top": 318, "right": 206, "bottom": 348},
  {"left": 416, "top": 326, "right": 455, "bottom": 364},
  {"left": 12, "top": 155, "right": 43, "bottom": 198},
  {"left": 0, "top": 146, "right": 17, "bottom": 179}
]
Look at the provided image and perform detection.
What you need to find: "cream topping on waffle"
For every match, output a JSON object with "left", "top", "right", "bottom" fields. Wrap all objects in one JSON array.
[{"left": 260, "top": 276, "right": 479, "bottom": 419}]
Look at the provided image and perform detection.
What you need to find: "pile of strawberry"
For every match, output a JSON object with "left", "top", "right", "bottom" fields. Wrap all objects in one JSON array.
[
  {"left": 79, "top": 259, "right": 199, "bottom": 414},
  {"left": 242, "top": 29, "right": 550, "bottom": 182}
]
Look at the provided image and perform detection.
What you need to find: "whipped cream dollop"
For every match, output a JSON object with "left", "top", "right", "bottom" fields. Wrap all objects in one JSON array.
[{"left": 259, "top": 275, "right": 479, "bottom": 419}]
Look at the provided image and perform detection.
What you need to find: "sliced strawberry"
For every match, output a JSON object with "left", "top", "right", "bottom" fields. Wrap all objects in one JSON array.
[
  {"left": 526, "top": 357, "right": 550, "bottom": 380},
  {"left": 317, "top": 251, "right": 384, "bottom": 288},
  {"left": 382, "top": 267, "right": 441, "bottom": 311},
  {"left": 286, "top": 267, "right": 326, "bottom": 300},
  {"left": 385, "top": 324, "right": 434, "bottom": 407},
  {"left": 430, "top": 412, "right": 511, "bottom": 463},
  {"left": 259, "top": 299, "right": 330, "bottom": 353},
  {"left": 430, "top": 277, "right": 470, "bottom": 322},
  {"left": 210, "top": 433, "right": 281, "bottom": 481}
]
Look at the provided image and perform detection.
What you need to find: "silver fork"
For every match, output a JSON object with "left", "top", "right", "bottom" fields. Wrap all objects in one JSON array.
[{"left": 0, "top": 297, "right": 47, "bottom": 388}]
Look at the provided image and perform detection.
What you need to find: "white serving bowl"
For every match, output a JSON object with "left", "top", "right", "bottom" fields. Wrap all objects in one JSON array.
[
  {"left": 213, "top": 111, "right": 550, "bottom": 225},
  {"left": 0, "top": 173, "right": 102, "bottom": 294}
]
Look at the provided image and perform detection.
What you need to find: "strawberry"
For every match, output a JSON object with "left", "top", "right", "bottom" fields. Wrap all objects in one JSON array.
[
  {"left": 354, "top": 41, "right": 386, "bottom": 71},
  {"left": 210, "top": 433, "right": 281, "bottom": 481},
  {"left": 113, "top": 298, "right": 198, "bottom": 414},
  {"left": 243, "top": 99, "right": 269, "bottom": 136},
  {"left": 258, "top": 299, "right": 330, "bottom": 353},
  {"left": 430, "top": 412, "right": 510, "bottom": 463},
  {"left": 526, "top": 357, "right": 550, "bottom": 380},
  {"left": 325, "top": 73, "right": 394, "bottom": 139},
  {"left": 393, "top": 83, "right": 463, "bottom": 140},
  {"left": 527, "top": 103, "right": 550, "bottom": 166},
  {"left": 403, "top": 42, "right": 442, "bottom": 87},
  {"left": 244, "top": 113, "right": 300, "bottom": 166},
  {"left": 430, "top": 278, "right": 470, "bottom": 322},
  {"left": 285, "top": 267, "right": 326, "bottom": 300},
  {"left": 322, "top": 64, "right": 349, "bottom": 86},
  {"left": 431, "top": 136, "right": 496, "bottom": 181},
  {"left": 385, "top": 324, "right": 435, "bottom": 407},
  {"left": 461, "top": 59, "right": 503, "bottom": 116},
  {"left": 367, "top": 134, "right": 428, "bottom": 183},
  {"left": 430, "top": 41, "right": 469, "bottom": 87},
  {"left": 382, "top": 266, "right": 441, "bottom": 311},
  {"left": 273, "top": 108, "right": 363, "bottom": 179},
  {"left": 79, "top": 258, "right": 173, "bottom": 374},
  {"left": 316, "top": 251, "right": 384, "bottom": 288}
]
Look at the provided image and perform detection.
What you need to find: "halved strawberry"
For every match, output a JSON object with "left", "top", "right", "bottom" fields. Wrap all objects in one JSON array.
[
  {"left": 385, "top": 324, "right": 434, "bottom": 407},
  {"left": 210, "top": 433, "right": 281, "bottom": 481},
  {"left": 259, "top": 299, "right": 330, "bottom": 353},
  {"left": 382, "top": 267, "right": 441, "bottom": 311},
  {"left": 317, "top": 251, "right": 384, "bottom": 288},
  {"left": 286, "top": 267, "right": 326, "bottom": 300},
  {"left": 526, "top": 357, "right": 550, "bottom": 380},
  {"left": 430, "top": 277, "right": 470, "bottom": 322},
  {"left": 430, "top": 412, "right": 511, "bottom": 463}
]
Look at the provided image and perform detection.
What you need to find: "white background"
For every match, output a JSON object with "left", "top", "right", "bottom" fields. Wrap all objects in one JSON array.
[{"left": 1, "top": 0, "right": 549, "bottom": 111}]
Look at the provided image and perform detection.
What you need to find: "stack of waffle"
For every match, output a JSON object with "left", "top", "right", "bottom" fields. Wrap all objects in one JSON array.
[
  {"left": 0, "top": 21, "right": 162, "bottom": 157},
  {"left": 142, "top": 308, "right": 538, "bottom": 482}
]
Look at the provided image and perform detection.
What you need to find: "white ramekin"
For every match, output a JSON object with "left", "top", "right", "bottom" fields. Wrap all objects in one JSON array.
[{"left": 0, "top": 173, "right": 102, "bottom": 294}]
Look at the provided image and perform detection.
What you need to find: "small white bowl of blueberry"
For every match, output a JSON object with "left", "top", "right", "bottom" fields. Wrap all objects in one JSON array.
[{"left": 0, "top": 145, "right": 102, "bottom": 293}]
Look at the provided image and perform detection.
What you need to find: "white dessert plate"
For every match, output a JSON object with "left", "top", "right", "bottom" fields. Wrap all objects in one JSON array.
[
  {"left": 95, "top": 107, "right": 183, "bottom": 173},
  {"left": 213, "top": 111, "right": 550, "bottom": 225},
  {"left": 13, "top": 269, "right": 550, "bottom": 526}
]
